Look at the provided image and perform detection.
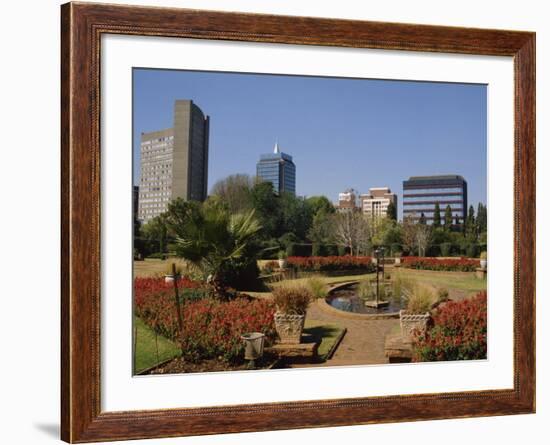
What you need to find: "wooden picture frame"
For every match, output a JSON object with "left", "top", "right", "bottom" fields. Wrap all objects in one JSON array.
[{"left": 61, "top": 2, "right": 535, "bottom": 442}]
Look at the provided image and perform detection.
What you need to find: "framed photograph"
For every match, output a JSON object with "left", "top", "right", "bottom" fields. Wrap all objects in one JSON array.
[{"left": 61, "top": 2, "right": 535, "bottom": 442}]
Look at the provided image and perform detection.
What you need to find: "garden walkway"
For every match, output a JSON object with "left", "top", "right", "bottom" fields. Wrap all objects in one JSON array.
[{"left": 296, "top": 299, "right": 399, "bottom": 367}]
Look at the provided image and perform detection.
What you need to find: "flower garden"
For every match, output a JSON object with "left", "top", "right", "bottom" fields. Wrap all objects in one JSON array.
[
  {"left": 134, "top": 253, "right": 487, "bottom": 374},
  {"left": 401, "top": 256, "right": 480, "bottom": 272},
  {"left": 412, "top": 291, "right": 487, "bottom": 361},
  {"left": 134, "top": 277, "right": 277, "bottom": 372}
]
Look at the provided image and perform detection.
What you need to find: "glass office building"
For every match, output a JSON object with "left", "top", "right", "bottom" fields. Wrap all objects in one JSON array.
[
  {"left": 256, "top": 143, "right": 296, "bottom": 195},
  {"left": 402, "top": 175, "right": 467, "bottom": 224}
]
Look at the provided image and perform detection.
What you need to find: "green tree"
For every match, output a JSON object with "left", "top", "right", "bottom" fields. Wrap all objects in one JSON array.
[
  {"left": 250, "top": 181, "right": 281, "bottom": 239},
  {"left": 306, "top": 195, "right": 335, "bottom": 216},
  {"left": 141, "top": 215, "right": 168, "bottom": 255},
  {"left": 174, "top": 206, "right": 262, "bottom": 298},
  {"left": 477, "top": 202, "right": 487, "bottom": 233},
  {"left": 444, "top": 205, "right": 453, "bottom": 231},
  {"left": 279, "top": 192, "right": 312, "bottom": 240},
  {"left": 386, "top": 201, "right": 397, "bottom": 221},
  {"left": 419, "top": 212, "right": 427, "bottom": 225},
  {"left": 465, "top": 205, "right": 476, "bottom": 239},
  {"left": 209, "top": 173, "right": 254, "bottom": 214},
  {"left": 307, "top": 209, "right": 333, "bottom": 244},
  {"left": 433, "top": 202, "right": 441, "bottom": 227}
]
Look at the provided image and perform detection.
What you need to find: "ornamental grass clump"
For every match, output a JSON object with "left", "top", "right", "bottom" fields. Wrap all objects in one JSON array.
[
  {"left": 306, "top": 276, "right": 328, "bottom": 299},
  {"left": 403, "top": 283, "right": 436, "bottom": 314},
  {"left": 357, "top": 279, "right": 375, "bottom": 300},
  {"left": 272, "top": 285, "right": 312, "bottom": 315}
]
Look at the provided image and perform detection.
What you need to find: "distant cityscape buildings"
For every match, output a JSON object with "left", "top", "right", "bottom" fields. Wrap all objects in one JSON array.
[
  {"left": 337, "top": 189, "right": 358, "bottom": 213},
  {"left": 135, "top": 101, "right": 472, "bottom": 228},
  {"left": 402, "top": 175, "right": 468, "bottom": 224},
  {"left": 360, "top": 187, "right": 397, "bottom": 220},
  {"left": 336, "top": 177, "right": 467, "bottom": 225},
  {"left": 138, "top": 99, "right": 210, "bottom": 223},
  {"left": 256, "top": 142, "right": 296, "bottom": 195}
]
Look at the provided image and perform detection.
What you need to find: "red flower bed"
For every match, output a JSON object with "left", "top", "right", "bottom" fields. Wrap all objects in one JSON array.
[
  {"left": 412, "top": 291, "right": 487, "bottom": 362},
  {"left": 402, "top": 256, "right": 480, "bottom": 272},
  {"left": 134, "top": 277, "right": 276, "bottom": 362},
  {"left": 287, "top": 255, "right": 375, "bottom": 272}
]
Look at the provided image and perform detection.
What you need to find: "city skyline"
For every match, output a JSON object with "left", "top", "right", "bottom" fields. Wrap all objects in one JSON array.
[{"left": 133, "top": 69, "right": 487, "bottom": 218}]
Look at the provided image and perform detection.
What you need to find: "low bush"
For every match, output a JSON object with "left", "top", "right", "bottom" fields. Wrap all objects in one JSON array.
[
  {"left": 412, "top": 291, "right": 487, "bottom": 362},
  {"left": 402, "top": 256, "right": 479, "bottom": 272},
  {"left": 312, "top": 243, "right": 324, "bottom": 257},
  {"left": 337, "top": 245, "right": 350, "bottom": 256},
  {"left": 466, "top": 243, "right": 479, "bottom": 259},
  {"left": 440, "top": 242, "right": 452, "bottom": 257},
  {"left": 134, "top": 277, "right": 276, "bottom": 362},
  {"left": 287, "top": 255, "right": 376, "bottom": 273},
  {"left": 390, "top": 243, "right": 402, "bottom": 257},
  {"left": 286, "top": 243, "right": 312, "bottom": 257}
]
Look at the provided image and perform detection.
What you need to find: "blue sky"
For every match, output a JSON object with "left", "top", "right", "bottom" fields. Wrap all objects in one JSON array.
[{"left": 133, "top": 69, "right": 487, "bottom": 218}]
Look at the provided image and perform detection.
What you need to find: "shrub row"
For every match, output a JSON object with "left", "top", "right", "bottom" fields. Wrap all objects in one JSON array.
[
  {"left": 412, "top": 291, "right": 487, "bottom": 361},
  {"left": 396, "top": 243, "right": 486, "bottom": 258},
  {"left": 401, "top": 256, "right": 480, "bottom": 272},
  {"left": 134, "top": 277, "right": 276, "bottom": 362},
  {"left": 287, "top": 255, "right": 376, "bottom": 272}
]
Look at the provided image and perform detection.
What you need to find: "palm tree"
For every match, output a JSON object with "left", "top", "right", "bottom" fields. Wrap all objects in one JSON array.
[{"left": 174, "top": 206, "right": 262, "bottom": 298}]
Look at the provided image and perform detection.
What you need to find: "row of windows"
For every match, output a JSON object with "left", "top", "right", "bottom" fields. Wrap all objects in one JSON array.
[{"left": 402, "top": 187, "right": 464, "bottom": 194}]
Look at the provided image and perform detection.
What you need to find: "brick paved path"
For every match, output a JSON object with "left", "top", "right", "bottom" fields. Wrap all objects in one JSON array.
[{"left": 298, "top": 299, "right": 399, "bottom": 367}]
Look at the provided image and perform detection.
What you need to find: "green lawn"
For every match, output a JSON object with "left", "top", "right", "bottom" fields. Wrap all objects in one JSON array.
[
  {"left": 133, "top": 258, "right": 191, "bottom": 278},
  {"left": 303, "top": 319, "right": 345, "bottom": 361},
  {"left": 395, "top": 268, "right": 486, "bottom": 295},
  {"left": 134, "top": 317, "right": 181, "bottom": 374}
]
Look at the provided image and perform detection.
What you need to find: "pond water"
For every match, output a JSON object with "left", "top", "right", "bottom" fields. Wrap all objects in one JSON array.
[{"left": 327, "top": 282, "right": 406, "bottom": 314}]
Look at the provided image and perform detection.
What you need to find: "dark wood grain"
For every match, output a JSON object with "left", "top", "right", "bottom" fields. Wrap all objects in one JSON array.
[{"left": 60, "top": 2, "right": 536, "bottom": 442}]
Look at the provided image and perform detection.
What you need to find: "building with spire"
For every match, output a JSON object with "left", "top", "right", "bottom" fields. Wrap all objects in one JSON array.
[{"left": 256, "top": 142, "right": 296, "bottom": 195}]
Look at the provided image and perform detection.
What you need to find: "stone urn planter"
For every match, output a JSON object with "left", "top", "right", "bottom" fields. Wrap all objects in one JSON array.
[
  {"left": 480, "top": 259, "right": 487, "bottom": 270},
  {"left": 399, "top": 310, "right": 430, "bottom": 341},
  {"left": 274, "top": 312, "right": 305, "bottom": 344},
  {"left": 278, "top": 259, "right": 287, "bottom": 269}
]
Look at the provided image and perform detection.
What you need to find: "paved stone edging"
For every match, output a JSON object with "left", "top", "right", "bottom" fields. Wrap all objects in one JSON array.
[
  {"left": 324, "top": 327, "right": 347, "bottom": 360},
  {"left": 318, "top": 281, "right": 400, "bottom": 320}
]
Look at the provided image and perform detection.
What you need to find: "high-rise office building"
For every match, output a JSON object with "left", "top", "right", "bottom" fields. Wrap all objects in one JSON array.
[
  {"left": 402, "top": 175, "right": 467, "bottom": 224},
  {"left": 256, "top": 142, "right": 296, "bottom": 195},
  {"left": 138, "top": 100, "right": 209, "bottom": 223},
  {"left": 359, "top": 187, "right": 397, "bottom": 219}
]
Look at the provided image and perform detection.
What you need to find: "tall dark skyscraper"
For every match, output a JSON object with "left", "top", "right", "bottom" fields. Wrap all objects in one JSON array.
[
  {"left": 256, "top": 143, "right": 296, "bottom": 195},
  {"left": 402, "top": 175, "right": 467, "bottom": 224},
  {"left": 138, "top": 99, "right": 209, "bottom": 223}
]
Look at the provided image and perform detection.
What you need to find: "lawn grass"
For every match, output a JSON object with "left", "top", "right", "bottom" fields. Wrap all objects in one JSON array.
[
  {"left": 395, "top": 268, "right": 487, "bottom": 295},
  {"left": 134, "top": 317, "right": 181, "bottom": 374},
  {"left": 134, "top": 258, "right": 192, "bottom": 278},
  {"left": 303, "top": 319, "right": 345, "bottom": 361}
]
